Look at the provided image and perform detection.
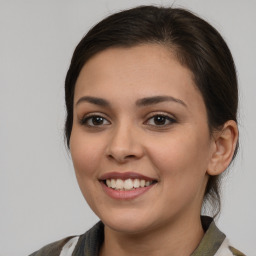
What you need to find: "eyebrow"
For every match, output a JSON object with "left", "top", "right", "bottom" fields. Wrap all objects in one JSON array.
[
  {"left": 136, "top": 96, "right": 187, "bottom": 108},
  {"left": 76, "top": 96, "right": 110, "bottom": 107},
  {"left": 76, "top": 95, "right": 187, "bottom": 108}
]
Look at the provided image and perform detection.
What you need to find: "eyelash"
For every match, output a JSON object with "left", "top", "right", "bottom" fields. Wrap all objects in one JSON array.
[
  {"left": 79, "top": 113, "right": 176, "bottom": 128},
  {"left": 79, "top": 114, "right": 111, "bottom": 127},
  {"left": 144, "top": 113, "right": 176, "bottom": 127}
]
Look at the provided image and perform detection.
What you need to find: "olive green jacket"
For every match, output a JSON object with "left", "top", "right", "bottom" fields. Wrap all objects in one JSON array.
[{"left": 29, "top": 216, "right": 245, "bottom": 256}]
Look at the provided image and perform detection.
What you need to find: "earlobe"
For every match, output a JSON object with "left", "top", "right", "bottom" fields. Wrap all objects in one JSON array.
[{"left": 207, "top": 120, "right": 238, "bottom": 176}]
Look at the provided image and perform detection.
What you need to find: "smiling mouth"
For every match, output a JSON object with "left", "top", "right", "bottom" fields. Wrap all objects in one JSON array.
[{"left": 103, "top": 178, "right": 157, "bottom": 191}]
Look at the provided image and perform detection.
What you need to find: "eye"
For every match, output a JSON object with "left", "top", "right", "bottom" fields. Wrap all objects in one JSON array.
[
  {"left": 80, "top": 115, "right": 110, "bottom": 127},
  {"left": 146, "top": 114, "right": 176, "bottom": 126}
]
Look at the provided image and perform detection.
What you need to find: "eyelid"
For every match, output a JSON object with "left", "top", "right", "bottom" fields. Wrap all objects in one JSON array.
[
  {"left": 145, "top": 111, "right": 176, "bottom": 120},
  {"left": 144, "top": 112, "right": 177, "bottom": 126},
  {"left": 79, "top": 112, "right": 111, "bottom": 126}
]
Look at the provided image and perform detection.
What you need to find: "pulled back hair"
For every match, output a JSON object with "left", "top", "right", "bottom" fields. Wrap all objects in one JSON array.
[{"left": 65, "top": 6, "right": 238, "bottom": 216}]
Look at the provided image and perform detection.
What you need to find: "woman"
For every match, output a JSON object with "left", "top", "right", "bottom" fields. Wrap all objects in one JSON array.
[{"left": 30, "top": 5, "right": 245, "bottom": 256}]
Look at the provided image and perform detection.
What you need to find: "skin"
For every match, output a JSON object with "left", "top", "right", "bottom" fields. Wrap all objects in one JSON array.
[{"left": 70, "top": 44, "right": 238, "bottom": 256}]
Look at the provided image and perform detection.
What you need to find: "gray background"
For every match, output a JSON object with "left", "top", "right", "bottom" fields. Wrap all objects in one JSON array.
[{"left": 0, "top": 1, "right": 255, "bottom": 255}]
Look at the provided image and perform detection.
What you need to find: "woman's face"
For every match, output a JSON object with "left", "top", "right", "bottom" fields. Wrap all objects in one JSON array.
[{"left": 70, "top": 44, "right": 215, "bottom": 234}]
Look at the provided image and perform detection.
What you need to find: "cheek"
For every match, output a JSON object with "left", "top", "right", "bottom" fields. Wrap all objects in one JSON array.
[
  {"left": 70, "top": 129, "right": 104, "bottom": 178},
  {"left": 69, "top": 129, "right": 106, "bottom": 209},
  {"left": 147, "top": 132, "right": 211, "bottom": 212},
  {"left": 148, "top": 129, "right": 211, "bottom": 179}
]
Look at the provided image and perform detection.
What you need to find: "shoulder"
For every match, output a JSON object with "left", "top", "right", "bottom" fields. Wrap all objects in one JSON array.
[
  {"left": 229, "top": 246, "right": 246, "bottom": 256},
  {"left": 192, "top": 216, "right": 246, "bottom": 256},
  {"left": 28, "top": 221, "right": 104, "bottom": 256},
  {"left": 28, "top": 236, "right": 75, "bottom": 256},
  {"left": 215, "top": 238, "right": 246, "bottom": 256}
]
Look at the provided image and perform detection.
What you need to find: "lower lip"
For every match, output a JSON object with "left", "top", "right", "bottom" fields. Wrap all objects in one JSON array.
[{"left": 100, "top": 182, "right": 155, "bottom": 200}]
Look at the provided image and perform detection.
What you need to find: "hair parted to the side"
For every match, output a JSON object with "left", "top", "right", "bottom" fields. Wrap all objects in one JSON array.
[{"left": 64, "top": 5, "right": 238, "bottom": 216}]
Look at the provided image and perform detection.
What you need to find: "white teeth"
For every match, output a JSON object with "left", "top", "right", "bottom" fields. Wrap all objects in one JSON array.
[
  {"left": 134, "top": 179, "right": 140, "bottom": 188},
  {"left": 105, "top": 178, "right": 154, "bottom": 190},
  {"left": 106, "top": 179, "right": 111, "bottom": 187},
  {"left": 116, "top": 179, "right": 123, "bottom": 190},
  {"left": 110, "top": 179, "right": 116, "bottom": 189},
  {"left": 124, "top": 179, "right": 133, "bottom": 190}
]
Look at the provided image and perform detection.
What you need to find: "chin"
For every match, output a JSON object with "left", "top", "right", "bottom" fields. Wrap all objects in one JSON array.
[
  {"left": 106, "top": 220, "right": 150, "bottom": 234},
  {"left": 98, "top": 209, "right": 157, "bottom": 234}
]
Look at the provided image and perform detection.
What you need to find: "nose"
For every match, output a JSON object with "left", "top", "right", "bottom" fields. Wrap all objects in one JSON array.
[{"left": 106, "top": 123, "right": 144, "bottom": 163}]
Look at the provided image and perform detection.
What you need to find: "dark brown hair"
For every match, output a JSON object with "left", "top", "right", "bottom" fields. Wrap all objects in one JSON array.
[{"left": 64, "top": 6, "right": 238, "bottom": 216}]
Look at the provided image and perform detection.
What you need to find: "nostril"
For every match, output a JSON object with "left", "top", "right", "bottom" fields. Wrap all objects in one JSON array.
[
  {"left": 126, "top": 154, "right": 136, "bottom": 158},
  {"left": 107, "top": 153, "right": 137, "bottom": 163},
  {"left": 106, "top": 138, "right": 144, "bottom": 162}
]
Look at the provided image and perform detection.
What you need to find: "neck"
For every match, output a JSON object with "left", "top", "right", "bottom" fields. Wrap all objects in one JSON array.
[{"left": 100, "top": 214, "right": 204, "bottom": 256}]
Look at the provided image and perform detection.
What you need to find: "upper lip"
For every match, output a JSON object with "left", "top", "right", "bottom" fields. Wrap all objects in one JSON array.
[{"left": 99, "top": 172, "right": 156, "bottom": 181}]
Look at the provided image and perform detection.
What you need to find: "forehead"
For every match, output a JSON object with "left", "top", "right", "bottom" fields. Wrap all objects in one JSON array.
[{"left": 74, "top": 44, "right": 204, "bottom": 110}]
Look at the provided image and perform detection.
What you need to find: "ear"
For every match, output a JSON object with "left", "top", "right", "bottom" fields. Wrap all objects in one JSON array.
[{"left": 207, "top": 120, "right": 238, "bottom": 176}]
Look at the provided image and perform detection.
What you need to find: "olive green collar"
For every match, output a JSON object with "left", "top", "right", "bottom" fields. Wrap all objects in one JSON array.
[
  {"left": 75, "top": 216, "right": 225, "bottom": 256},
  {"left": 191, "top": 216, "right": 226, "bottom": 256}
]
